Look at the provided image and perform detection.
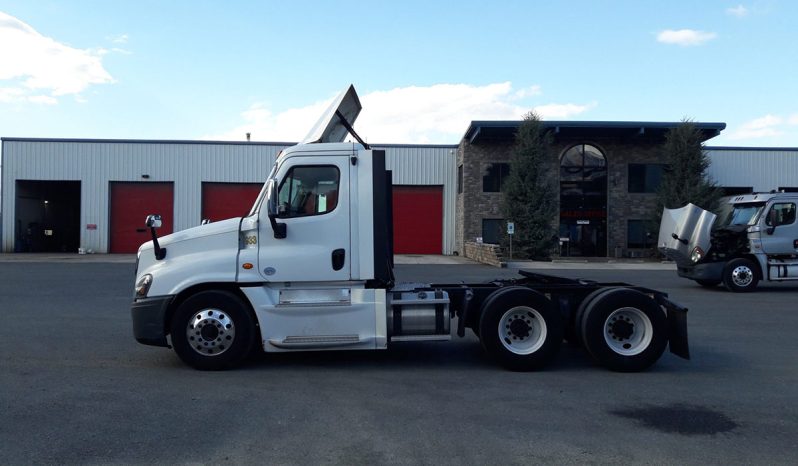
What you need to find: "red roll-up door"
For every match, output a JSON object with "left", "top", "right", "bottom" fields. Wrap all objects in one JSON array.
[
  {"left": 392, "top": 185, "right": 443, "bottom": 254},
  {"left": 201, "top": 183, "right": 263, "bottom": 222},
  {"left": 109, "top": 182, "right": 174, "bottom": 253}
]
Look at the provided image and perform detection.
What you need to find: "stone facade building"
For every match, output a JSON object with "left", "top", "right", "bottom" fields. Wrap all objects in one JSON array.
[{"left": 456, "top": 121, "right": 726, "bottom": 258}]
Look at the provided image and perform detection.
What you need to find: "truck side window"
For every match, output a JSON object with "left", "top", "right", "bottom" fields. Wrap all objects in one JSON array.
[
  {"left": 766, "top": 203, "right": 796, "bottom": 226},
  {"left": 277, "top": 166, "right": 340, "bottom": 218}
]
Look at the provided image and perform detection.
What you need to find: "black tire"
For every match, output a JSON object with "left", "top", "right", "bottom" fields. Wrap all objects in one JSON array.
[
  {"left": 580, "top": 288, "right": 667, "bottom": 372},
  {"left": 566, "top": 288, "right": 614, "bottom": 346},
  {"left": 170, "top": 290, "right": 256, "bottom": 370},
  {"left": 722, "top": 258, "right": 759, "bottom": 292},
  {"left": 478, "top": 286, "right": 563, "bottom": 371},
  {"left": 695, "top": 279, "right": 721, "bottom": 288}
]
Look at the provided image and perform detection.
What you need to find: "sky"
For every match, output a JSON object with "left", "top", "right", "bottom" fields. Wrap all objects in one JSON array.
[{"left": 0, "top": 0, "right": 796, "bottom": 146}]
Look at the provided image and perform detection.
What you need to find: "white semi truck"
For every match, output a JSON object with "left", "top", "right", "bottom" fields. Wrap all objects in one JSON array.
[
  {"left": 131, "top": 85, "right": 690, "bottom": 372},
  {"left": 659, "top": 193, "right": 798, "bottom": 292}
]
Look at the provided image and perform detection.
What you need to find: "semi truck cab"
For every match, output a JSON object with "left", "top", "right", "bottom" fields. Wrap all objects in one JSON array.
[
  {"left": 659, "top": 193, "right": 798, "bottom": 291},
  {"left": 133, "top": 85, "right": 690, "bottom": 372}
]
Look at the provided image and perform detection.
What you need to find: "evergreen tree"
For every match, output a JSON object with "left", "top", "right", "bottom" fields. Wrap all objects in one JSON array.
[
  {"left": 501, "top": 112, "right": 559, "bottom": 259},
  {"left": 654, "top": 119, "right": 721, "bottom": 226}
]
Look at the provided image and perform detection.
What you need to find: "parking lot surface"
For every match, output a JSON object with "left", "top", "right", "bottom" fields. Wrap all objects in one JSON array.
[{"left": 1, "top": 260, "right": 797, "bottom": 464}]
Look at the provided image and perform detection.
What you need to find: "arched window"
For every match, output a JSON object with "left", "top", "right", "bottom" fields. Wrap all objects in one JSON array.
[{"left": 559, "top": 144, "right": 608, "bottom": 257}]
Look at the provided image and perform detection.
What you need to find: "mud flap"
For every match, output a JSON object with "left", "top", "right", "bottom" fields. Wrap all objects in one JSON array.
[{"left": 658, "top": 296, "right": 690, "bottom": 359}]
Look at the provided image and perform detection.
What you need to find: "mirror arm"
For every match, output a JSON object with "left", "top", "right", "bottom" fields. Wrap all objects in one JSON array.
[
  {"left": 150, "top": 227, "right": 166, "bottom": 260},
  {"left": 268, "top": 215, "right": 287, "bottom": 239}
]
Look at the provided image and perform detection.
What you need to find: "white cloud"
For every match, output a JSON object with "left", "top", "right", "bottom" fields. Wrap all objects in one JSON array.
[
  {"left": 0, "top": 11, "right": 114, "bottom": 104},
  {"left": 728, "top": 114, "right": 784, "bottom": 140},
  {"left": 788, "top": 114, "right": 798, "bottom": 125},
  {"left": 726, "top": 5, "right": 749, "bottom": 17},
  {"left": 534, "top": 102, "right": 597, "bottom": 119},
  {"left": 656, "top": 29, "right": 717, "bottom": 46},
  {"left": 205, "top": 82, "right": 596, "bottom": 144},
  {"left": 109, "top": 33, "right": 128, "bottom": 44}
]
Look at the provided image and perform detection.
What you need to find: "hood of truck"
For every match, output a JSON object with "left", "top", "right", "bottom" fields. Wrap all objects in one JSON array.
[
  {"left": 136, "top": 217, "right": 243, "bottom": 296},
  {"left": 658, "top": 204, "right": 717, "bottom": 266},
  {"left": 139, "top": 217, "right": 242, "bottom": 252}
]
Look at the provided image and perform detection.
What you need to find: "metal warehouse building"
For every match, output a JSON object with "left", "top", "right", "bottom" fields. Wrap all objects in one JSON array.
[
  {"left": 1, "top": 138, "right": 457, "bottom": 255},
  {"left": 2, "top": 132, "right": 796, "bottom": 258}
]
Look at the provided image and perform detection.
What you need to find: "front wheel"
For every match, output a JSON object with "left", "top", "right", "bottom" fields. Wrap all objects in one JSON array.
[
  {"left": 722, "top": 258, "right": 759, "bottom": 292},
  {"left": 580, "top": 288, "right": 667, "bottom": 372},
  {"left": 479, "top": 287, "right": 563, "bottom": 371},
  {"left": 170, "top": 290, "right": 256, "bottom": 370}
]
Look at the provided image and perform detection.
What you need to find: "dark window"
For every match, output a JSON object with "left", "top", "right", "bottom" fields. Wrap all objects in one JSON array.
[
  {"left": 481, "top": 218, "right": 504, "bottom": 244},
  {"left": 778, "top": 187, "right": 798, "bottom": 193},
  {"left": 628, "top": 164, "right": 666, "bottom": 193},
  {"left": 627, "top": 220, "right": 651, "bottom": 249},
  {"left": 277, "top": 165, "right": 340, "bottom": 218},
  {"left": 482, "top": 163, "right": 509, "bottom": 192},
  {"left": 457, "top": 165, "right": 463, "bottom": 194},
  {"left": 766, "top": 203, "right": 796, "bottom": 226},
  {"left": 720, "top": 186, "right": 754, "bottom": 196}
]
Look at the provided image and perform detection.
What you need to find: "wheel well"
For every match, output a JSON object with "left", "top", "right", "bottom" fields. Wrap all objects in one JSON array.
[
  {"left": 735, "top": 254, "right": 764, "bottom": 279},
  {"left": 163, "top": 283, "right": 259, "bottom": 336}
]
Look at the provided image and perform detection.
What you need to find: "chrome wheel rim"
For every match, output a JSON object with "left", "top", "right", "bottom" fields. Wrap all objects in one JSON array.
[
  {"left": 603, "top": 307, "right": 652, "bottom": 356},
  {"left": 186, "top": 308, "right": 235, "bottom": 356},
  {"left": 731, "top": 265, "right": 754, "bottom": 287},
  {"left": 498, "top": 306, "right": 547, "bottom": 355}
]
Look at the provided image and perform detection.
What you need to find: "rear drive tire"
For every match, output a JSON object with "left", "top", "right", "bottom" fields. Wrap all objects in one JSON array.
[
  {"left": 566, "top": 288, "right": 614, "bottom": 346},
  {"left": 580, "top": 288, "right": 667, "bottom": 372},
  {"left": 722, "top": 258, "right": 759, "bottom": 292},
  {"left": 170, "top": 290, "right": 256, "bottom": 370},
  {"left": 478, "top": 287, "right": 563, "bottom": 371}
]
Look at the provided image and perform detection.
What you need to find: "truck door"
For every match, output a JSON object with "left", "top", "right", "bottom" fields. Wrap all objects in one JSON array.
[
  {"left": 761, "top": 200, "right": 798, "bottom": 255},
  {"left": 258, "top": 155, "right": 351, "bottom": 282}
]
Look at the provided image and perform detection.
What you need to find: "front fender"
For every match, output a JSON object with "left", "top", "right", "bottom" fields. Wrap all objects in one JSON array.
[{"left": 143, "top": 247, "right": 239, "bottom": 296}]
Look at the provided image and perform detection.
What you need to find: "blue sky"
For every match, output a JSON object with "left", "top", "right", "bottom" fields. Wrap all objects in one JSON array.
[{"left": 0, "top": 0, "right": 796, "bottom": 146}]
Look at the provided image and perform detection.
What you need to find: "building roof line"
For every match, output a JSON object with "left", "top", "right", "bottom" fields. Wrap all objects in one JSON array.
[
  {"left": 706, "top": 146, "right": 798, "bottom": 151},
  {"left": 1, "top": 137, "right": 459, "bottom": 150}
]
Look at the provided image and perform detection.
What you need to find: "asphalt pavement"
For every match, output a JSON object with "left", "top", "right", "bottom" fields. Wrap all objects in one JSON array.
[{"left": 1, "top": 259, "right": 796, "bottom": 465}]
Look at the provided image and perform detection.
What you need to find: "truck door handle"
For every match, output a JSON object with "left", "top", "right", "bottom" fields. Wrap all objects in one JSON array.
[
  {"left": 332, "top": 249, "right": 345, "bottom": 271},
  {"left": 136, "top": 228, "right": 147, "bottom": 233}
]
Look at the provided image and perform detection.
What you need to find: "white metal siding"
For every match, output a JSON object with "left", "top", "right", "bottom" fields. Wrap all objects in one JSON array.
[
  {"left": 2, "top": 140, "right": 458, "bottom": 255},
  {"left": 706, "top": 148, "right": 798, "bottom": 192},
  {"left": 2, "top": 140, "right": 286, "bottom": 253},
  {"left": 377, "top": 145, "right": 458, "bottom": 255}
]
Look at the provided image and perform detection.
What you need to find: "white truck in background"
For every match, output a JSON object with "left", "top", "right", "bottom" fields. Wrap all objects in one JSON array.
[
  {"left": 659, "top": 193, "right": 798, "bottom": 292},
  {"left": 131, "top": 85, "right": 690, "bottom": 372}
]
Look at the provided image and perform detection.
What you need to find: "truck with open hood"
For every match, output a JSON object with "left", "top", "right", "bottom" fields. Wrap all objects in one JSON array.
[
  {"left": 659, "top": 193, "right": 798, "bottom": 292},
  {"left": 131, "top": 85, "right": 690, "bottom": 372}
]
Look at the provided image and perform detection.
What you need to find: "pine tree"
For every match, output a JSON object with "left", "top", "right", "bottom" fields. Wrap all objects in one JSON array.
[
  {"left": 501, "top": 112, "right": 559, "bottom": 259},
  {"left": 654, "top": 119, "right": 721, "bottom": 225}
]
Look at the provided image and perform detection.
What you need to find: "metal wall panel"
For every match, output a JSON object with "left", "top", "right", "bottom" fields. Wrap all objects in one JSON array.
[
  {"left": 2, "top": 140, "right": 286, "bottom": 253},
  {"left": 2, "top": 140, "right": 458, "bottom": 254},
  {"left": 376, "top": 145, "right": 458, "bottom": 255},
  {"left": 706, "top": 148, "right": 798, "bottom": 192}
]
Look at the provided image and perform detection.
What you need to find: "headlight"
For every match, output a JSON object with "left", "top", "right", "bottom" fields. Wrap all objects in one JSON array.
[
  {"left": 690, "top": 246, "right": 705, "bottom": 263},
  {"left": 135, "top": 274, "right": 153, "bottom": 298}
]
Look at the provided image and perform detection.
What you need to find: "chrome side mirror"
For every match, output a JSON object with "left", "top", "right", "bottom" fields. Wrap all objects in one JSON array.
[{"left": 145, "top": 214, "right": 163, "bottom": 229}]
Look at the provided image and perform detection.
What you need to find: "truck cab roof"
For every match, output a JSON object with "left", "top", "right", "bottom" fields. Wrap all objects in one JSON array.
[{"left": 728, "top": 192, "right": 797, "bottom": 204}]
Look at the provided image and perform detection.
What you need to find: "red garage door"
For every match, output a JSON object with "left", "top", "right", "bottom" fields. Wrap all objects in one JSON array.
[
  {"left": 201, "top": 183, "right": 263, "bottom": 222},
  {"left": 392, "top": 185, "right": 443, "bottom": 254},
  {"left": 110, "top": 182, "right": 174, "bottom": 253}
]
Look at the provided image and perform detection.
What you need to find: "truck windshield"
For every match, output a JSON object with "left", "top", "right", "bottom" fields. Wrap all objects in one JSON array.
[{"left": 721, "top": 203, "right": 765, "bottom": 227}]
